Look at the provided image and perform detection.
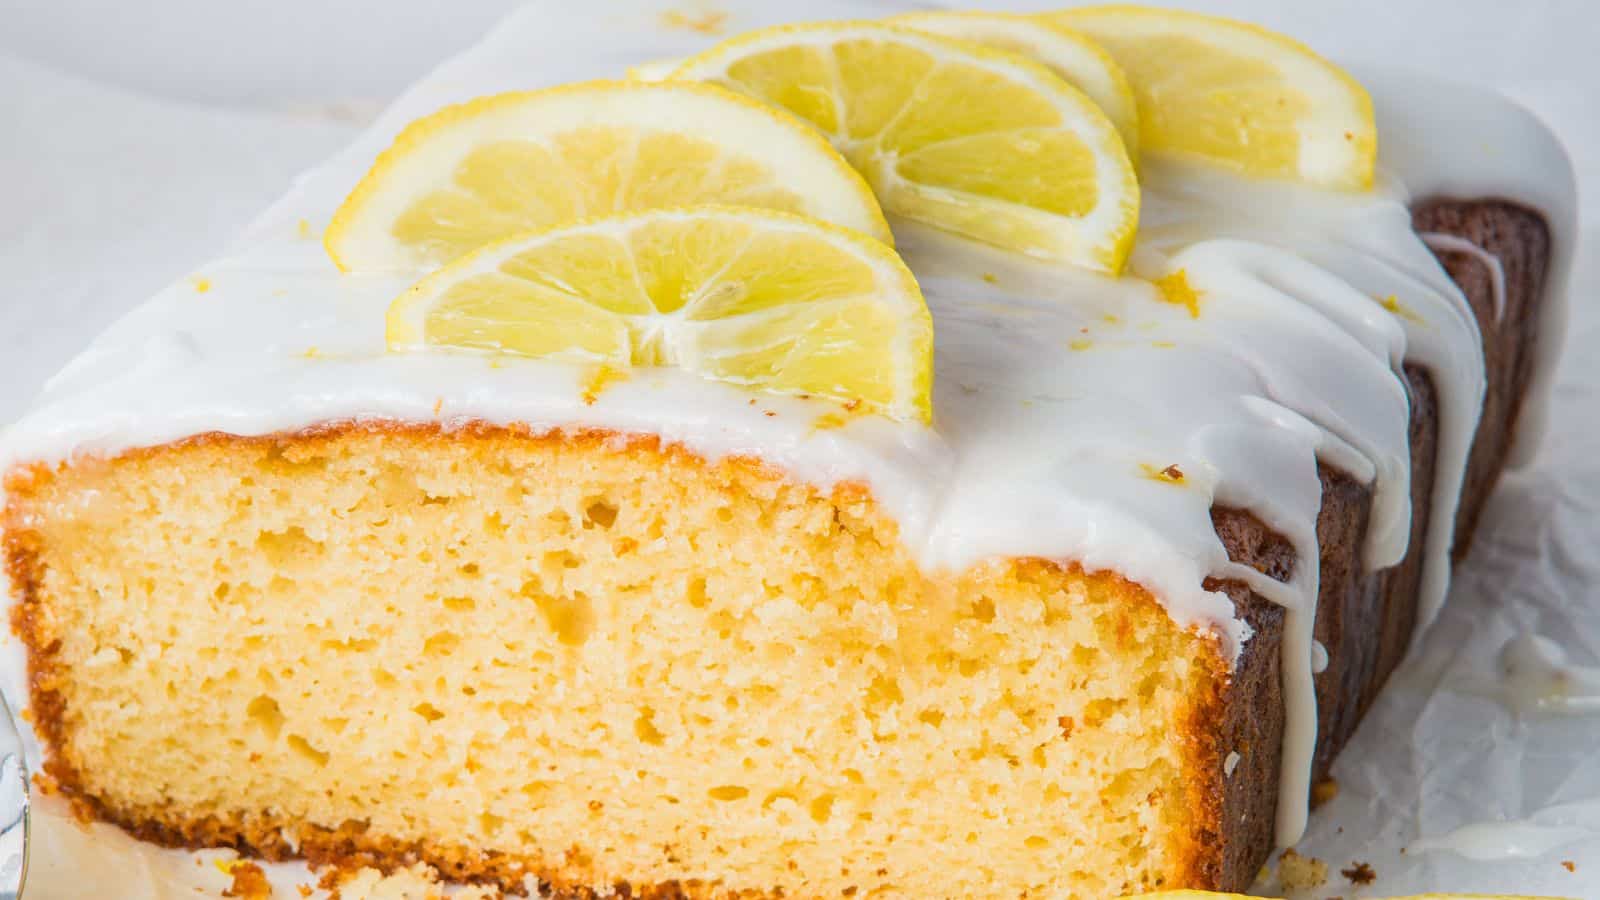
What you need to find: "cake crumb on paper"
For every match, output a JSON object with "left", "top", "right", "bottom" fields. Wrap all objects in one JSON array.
[
  {"left": 1311, "top": 776, "right": 1339, "bottom": 808},
  {"left": 324, "top": 862, "right": 501, "bottom": 899},
  {"left": 1562, "top": 859, "right": 1576, "bottom": 872},
  {"left": 219, "top": 859, "right": 272, "bottom": 898},
  {"left": 1340, "top": 860, "right": 1376, "bottom": 886},
  {"left": 1277, "top": 847, "right": 1327, "bottom": 890}
]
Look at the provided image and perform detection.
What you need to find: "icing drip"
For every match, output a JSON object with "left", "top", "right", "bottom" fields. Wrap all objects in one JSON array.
[
  {"left": 1421, "top": 231, "right": 1509, "bottom": 322},
  {"left": 1407, "top": 819, "right": 1594, "bottom": 861},
  {"left": 1463, "top": 633, "right": 1600, "bottom": 715},
  {"left": 0, "top": 0, "right": 1577, "bottom": 860}
]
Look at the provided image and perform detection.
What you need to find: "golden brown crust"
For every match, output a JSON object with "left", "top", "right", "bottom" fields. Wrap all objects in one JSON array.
[{"left": 1412, "top": 200, "right": 1553, "bottom": 558}]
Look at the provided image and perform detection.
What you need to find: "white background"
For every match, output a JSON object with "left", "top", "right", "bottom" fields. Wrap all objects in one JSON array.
[
  {"left": 1, "top": 1, "right": 1598, "bottom": 897},
  {"left": 1, "top": 0, "right": 1597, "bottom": 108}
]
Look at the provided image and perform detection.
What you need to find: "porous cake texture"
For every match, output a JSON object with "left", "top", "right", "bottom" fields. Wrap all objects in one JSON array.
[{"left": 7, "top": 426, "right": 1224, "bottom": 897}]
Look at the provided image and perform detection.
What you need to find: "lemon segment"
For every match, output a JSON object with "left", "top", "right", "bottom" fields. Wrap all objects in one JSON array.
[
  {"left": 670, "top": 22, "right": 1139, "bottom": 274},
  {"left": 1049, "top": 5, "right": 1376, "bottom": 190},
  {"left": 888, "top": 11, "right": 1140, "bottom": 160},
  {"left": 327, "top": 81, "right": 891, "bottom": 272},
  {"left": 387, "top": 206, "right": 933, "bottom": 422}
]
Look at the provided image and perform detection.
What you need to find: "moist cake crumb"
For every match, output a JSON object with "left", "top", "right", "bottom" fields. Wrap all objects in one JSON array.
[
  {"left": 222, "top": 860, "right": 273, "bottom": 898},
  {"left": 1311, "top": 777, "right": 1339, "bottom": 808},
  {"left": 1277, "top": 847, "right": 1328, "bottom": 890}
]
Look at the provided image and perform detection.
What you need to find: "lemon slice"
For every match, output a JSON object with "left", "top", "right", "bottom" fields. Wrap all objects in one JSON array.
[
  {"left": 387, "top": 206, "right": 933, "bottom": 421},
  {"left": 326, "top": 81, "right": 890, "bottom": 272},
  {"left": 888, "top": 11, "right": 1139, "bottom": 161},
  {"left": 1050, "top": 5, "right": 1376, "bottom": 190},
  {"left": 670, "top": 22, "right": 1139, "bottom": 274}
]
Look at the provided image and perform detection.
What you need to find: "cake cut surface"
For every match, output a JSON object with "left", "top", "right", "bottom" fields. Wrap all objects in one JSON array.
[{"left": 8, "top": 424, "right": 1226, "bottom": 897}]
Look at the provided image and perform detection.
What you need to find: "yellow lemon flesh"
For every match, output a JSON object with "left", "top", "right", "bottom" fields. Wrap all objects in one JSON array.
[
  {"left": 671, "top": 22, "right": 1140, "bottom": 274},
  {"left": 889, "top": 10, "right": 1140, "bottom": 161},
  {"left": 327, "top": 81, "right": 890, "bottom": 272},
  {"left": 1050, "top": 5, "right": 1376, "bottom": 190},
  {"left": 387, "top": 206, "right": 933, "bottom": 422}
]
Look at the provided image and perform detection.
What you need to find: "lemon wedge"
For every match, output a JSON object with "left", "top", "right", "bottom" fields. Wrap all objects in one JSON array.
[
  {"left": 387, "top": 206, "right": 933, "bottom": 421},
  {"left": 326, "top": 81, "right": 890, "bottom": 272},
  {"left": 670, "top": 22, "right": 1139, "bottom": 274},
  {"left": 1049, "top": 5, "right": 1376, "bottom": 190},
  {"left": 888, "top": 11, "right": 1139, "bottom": 161}
]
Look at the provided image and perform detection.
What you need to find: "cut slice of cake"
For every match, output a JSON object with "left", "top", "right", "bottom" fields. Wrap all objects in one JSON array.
[{"left": 0, "top": 4, "right": 1576, "bottom": 898}]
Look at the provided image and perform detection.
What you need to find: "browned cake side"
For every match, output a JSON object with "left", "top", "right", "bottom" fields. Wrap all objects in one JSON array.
[{"left": 1196, "top": 199, "right": 1553, "bottom": 890}]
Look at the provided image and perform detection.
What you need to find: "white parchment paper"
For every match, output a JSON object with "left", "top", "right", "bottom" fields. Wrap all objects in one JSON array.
[{"left": 1, "top": 1, "right": 1596, "bottom": 896}]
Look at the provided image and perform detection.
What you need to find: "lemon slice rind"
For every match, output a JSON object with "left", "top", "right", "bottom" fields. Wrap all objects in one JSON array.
[
  {"left": 327, "top": 81, "right": 892, "bottom": 272},
  {"left": 1051, "top": 5, "right": 1376, "bottom": 190},
  {"left": 669, "top": 21, "right": 1140, "bottom": 274},
  {"left": 387, "top": 205, "right": 933, "bottom": 422},
  {"left": 888, "top": 10, "right": 1140, "bottom": 161}
]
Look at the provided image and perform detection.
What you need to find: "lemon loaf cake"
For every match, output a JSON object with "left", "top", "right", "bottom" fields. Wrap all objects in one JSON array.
[{"left": 0, "top": 3, "right": 1576, "bottom": 898}]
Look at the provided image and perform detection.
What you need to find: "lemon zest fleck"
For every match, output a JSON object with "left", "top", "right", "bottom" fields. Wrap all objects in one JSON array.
[
  {"left": 1154, "top": 269, "right": 1201, "bottom": 318},
  {"left": 1069, "top": 339, "right": 1093, "bottom": 351},
  {"left": 661, "top": 8, "right": 728, "bottom": 35},
  {"left": 192, "top": 277, "right": 212, "bottom": 294},
  {"left": 1140, "top": 462, "right": 1187, "bottom": 485},
  {"left": 1378, "top": 293, "right": 1424, "bottom": 323},
  {"left": 812, "top": 399, "right": 869, "bottom": 432},
  {"left": 581, "top": 364, "right": 630, "bottom": 405}
]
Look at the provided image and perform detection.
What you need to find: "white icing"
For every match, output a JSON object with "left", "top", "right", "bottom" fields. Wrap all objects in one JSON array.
[
  {"left": 1365, "top": 65, "right": 1580, "bottom": 472},
  {"left": 1473, "top": 633, "right": 1600, "bottom": 715},
  {"left": 1407, "top": 819, "right": 1594, "bottom": 861},
  {"left": 0, "top": 0, "right": 1575, "bottom": 856},
  {"left": 1311, "top": 640, "right": 1330, "bottom": 674},
  {"left": 1224, "top": 751, "right": 1242, "bottom": 778},
  {"left": 1421, "top": 232, "right": 1508, "bottom": 322}
]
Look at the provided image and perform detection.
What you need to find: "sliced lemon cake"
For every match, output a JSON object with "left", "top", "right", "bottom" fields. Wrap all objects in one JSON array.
[{"left": 0, "top": 3, "right": 1576, "bottom": 898}]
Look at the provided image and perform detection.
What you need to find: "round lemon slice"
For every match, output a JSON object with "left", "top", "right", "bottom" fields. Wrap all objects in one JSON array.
[
  {"left": 326, "top": 81, "right": 891, "bottom": 272},
  {"left": 888, "top": 11, "right": 1140, "bottom": 161},
  {"left": 387, "top": 206, "right": 933, "bottom": 422},
  {"left": 1049, "top": 6, "right": 1376, "bottom": 190},
  {"left": 670, "top": 22, "right": 1139, "bottom": 274}
]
